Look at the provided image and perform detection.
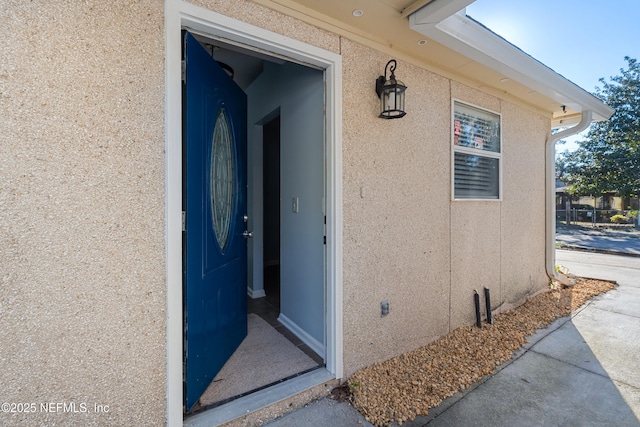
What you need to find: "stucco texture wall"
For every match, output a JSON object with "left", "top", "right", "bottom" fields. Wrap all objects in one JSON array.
[
  {"left": 0, "top": 0, "right": 552, "bottom": 420},
  {"left": 342, "top": 44, "right": 549, "bottom": 376},
  {"left": 499, "top": 101, "right": 548, "bottom": 307},
  {"left": 447, "top": 88, "right": 548, "bottom": 329},
  {"left": 187, "top": 0, "right": 340, "bottom": 54},
  {"left": 189, "top": 0, "right": 551, "bottom": 385},
  {"left": 0, "top": 1, "right": 166, "bottom": 426},
  {"left": 449, "top": 85, "right": 548, "bottom": 329},
  {"left": 342, "top": 39, "right": 453, "bottom": 376}
]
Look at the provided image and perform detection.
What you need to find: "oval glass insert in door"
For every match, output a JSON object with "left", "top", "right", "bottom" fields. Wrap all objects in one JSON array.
[{"left": 210, "top": 108, "right": 234, "bottom": 251}]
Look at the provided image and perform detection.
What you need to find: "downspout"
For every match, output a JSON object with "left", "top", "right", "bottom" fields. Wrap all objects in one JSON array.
[{"left": 545, "top": 110, "right": 593, "bottom": 285}]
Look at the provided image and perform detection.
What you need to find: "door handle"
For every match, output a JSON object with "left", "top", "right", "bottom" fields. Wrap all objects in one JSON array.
[{"left": 242, "top": 230, "right": 253, "bottom": 238}]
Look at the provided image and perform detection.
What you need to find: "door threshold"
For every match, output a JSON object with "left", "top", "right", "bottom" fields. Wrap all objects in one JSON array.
[{"left": 184, "top": 368, "right": 335, "bottom": 427}]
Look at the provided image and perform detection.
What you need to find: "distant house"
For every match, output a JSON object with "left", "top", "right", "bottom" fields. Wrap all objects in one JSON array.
[
  {"left": 556, "top": 181, "right": 639, "bottom": 212},
  {"left": 0, "top": 1, "right": 613, "bottom": 426}
]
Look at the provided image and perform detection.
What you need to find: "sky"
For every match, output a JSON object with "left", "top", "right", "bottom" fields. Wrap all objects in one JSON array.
[{"left": 466, "top": 0, "right": 640, "bottom": 154}]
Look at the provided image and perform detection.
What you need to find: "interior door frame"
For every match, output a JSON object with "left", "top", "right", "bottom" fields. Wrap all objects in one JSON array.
[{"left": 165, "top": 1, "right": 343, "bottom": 425}]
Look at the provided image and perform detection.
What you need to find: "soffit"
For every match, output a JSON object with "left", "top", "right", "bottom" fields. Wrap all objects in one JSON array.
[{"left": 252, "top": 0, "right": 593, "bottom": 123}]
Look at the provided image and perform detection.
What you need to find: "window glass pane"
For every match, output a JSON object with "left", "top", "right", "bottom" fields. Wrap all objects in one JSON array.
[
  {"left": 454, "top": 152, "right": 499, "bottom": 199},
  {"left": 454, "top": 103, "right": 500, "bottom": 153},
  {"left": 210, "top": 109, "right": 234, "bottom": 251}
]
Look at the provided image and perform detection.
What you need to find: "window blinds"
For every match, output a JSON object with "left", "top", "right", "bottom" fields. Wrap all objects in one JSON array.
[{"left": 453, "top": 102, "right": 501, "bottom": 199}]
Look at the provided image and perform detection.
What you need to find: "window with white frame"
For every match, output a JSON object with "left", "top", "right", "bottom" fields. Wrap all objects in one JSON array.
[{"left": 452, "top": 101, "right": 501, "bottom": 199}]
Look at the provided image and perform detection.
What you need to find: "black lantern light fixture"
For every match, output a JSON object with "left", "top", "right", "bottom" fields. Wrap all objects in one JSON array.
[{"left": 375, "top": 59, "right": 407, "bottom": 119}]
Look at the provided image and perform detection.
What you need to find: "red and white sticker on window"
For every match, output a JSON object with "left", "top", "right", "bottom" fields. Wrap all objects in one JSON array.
[{"left": 454, "top": 120, "right": 461, "bottom": 145}]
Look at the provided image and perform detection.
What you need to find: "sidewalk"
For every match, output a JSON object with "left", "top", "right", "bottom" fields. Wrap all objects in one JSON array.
[
  {"left": 261, "top": 397, "right": 372, "bottom": 426},
  {"left": 264, "top": 248, "right": 640, "bottom": 426}
]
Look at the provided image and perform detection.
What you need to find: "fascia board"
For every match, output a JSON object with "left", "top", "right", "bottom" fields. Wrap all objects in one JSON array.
[
  {"left": 410, "top": 11, "right": 614, "bottom": 122},
  {"left": 551, "top": 115, "right": 581, "bottom": 129},
  {"left": 404, "top": 0, "right": 476, "bottom": 22}
]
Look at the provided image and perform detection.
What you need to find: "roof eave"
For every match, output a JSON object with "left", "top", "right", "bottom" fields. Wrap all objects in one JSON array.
[{"left": 409, "top": 8, "right": 614, "bottom": 124}]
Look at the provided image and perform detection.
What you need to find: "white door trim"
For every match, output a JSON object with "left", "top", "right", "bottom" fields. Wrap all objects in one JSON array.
[{"left": 164, "top": 1, "right": 343, "bottom": 425}]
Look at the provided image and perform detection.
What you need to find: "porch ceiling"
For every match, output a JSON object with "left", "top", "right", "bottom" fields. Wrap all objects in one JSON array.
[{"left": 252, "top": 0, "right": 613, "bottom": 126}]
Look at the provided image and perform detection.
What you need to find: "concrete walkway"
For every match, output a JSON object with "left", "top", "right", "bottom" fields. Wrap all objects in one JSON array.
[
  {"left": 403, "top": 250, "right": 640, "bottom": 426},
  {"left": 264, "top": 250, "right": 640, "bottom": 427}
]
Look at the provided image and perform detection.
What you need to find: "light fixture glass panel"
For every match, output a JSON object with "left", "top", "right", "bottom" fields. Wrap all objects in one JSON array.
[{"left": 380, "top": 83, "right": 406, "bottom": 118}]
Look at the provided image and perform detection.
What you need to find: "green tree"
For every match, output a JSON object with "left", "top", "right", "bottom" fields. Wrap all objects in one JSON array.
[{"left": 557, "top": 56, "right": 640, "bottom": 198}]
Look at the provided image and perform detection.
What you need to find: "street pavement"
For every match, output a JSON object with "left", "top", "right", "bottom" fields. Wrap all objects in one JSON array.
[
  {"left": 556, "top": 225, "right": 640, "bottom": 256},
  {"left": 264, "top": 235, "right": 640, "bottom": 427}
]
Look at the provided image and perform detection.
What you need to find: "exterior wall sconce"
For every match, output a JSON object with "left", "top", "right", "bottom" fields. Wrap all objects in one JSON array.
[{"left": 375, "top": 59, "right": 407, "bottom": 119}]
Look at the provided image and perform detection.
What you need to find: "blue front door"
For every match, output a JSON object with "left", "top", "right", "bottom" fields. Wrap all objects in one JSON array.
[{"left": 183, "top": 31, "right": 248, "bottom": 411}]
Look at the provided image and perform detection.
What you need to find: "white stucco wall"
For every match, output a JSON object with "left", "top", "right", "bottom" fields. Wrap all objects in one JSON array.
[
  {"left": 0, "top": 1, "right": 166, "bottom": 425},
  {"left": 0, "top": 0, "right": 551, "bottom": 424},
  {"left": 341, "top": 38, "right": 454, "bottom": 373},
  {"left": 340, "top": 43, "right": 549, "bottom": 376}
]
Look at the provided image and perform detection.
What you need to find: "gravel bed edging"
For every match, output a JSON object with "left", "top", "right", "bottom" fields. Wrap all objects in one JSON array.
[{"left": 346, "top": 277, "right": 616, "bottom": 426}]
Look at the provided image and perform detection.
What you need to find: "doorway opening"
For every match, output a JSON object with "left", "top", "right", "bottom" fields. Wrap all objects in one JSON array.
[
  {"left": 166, "top": 7, "right": 343, "bottom": 425},
  {"left": 183, "top": 32, "right": 326, "bottom": 416},
  {"left": 262, "top": 114, "right": 280, "bottom": 312}
]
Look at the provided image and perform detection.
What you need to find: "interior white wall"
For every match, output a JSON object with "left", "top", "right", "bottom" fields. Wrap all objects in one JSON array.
[
  {"left": 247, "top": 121, "right": 265, "bottom": 298},
  {"left": 247, "top": 61, "right": 325, "bottom": 349}
]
